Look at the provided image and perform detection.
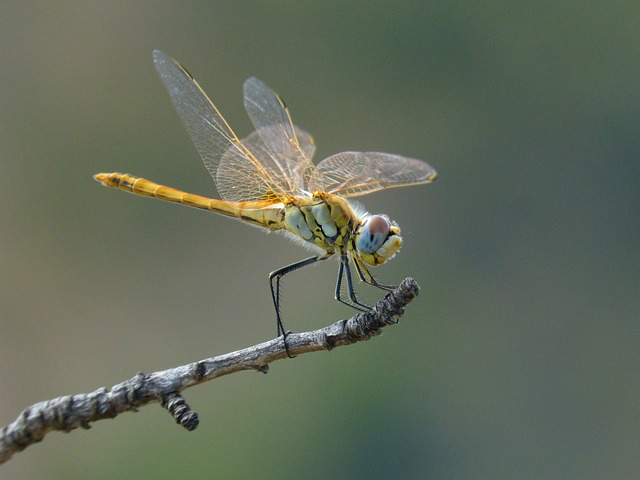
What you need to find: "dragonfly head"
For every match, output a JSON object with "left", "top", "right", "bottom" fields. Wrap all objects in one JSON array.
[{"left": 355, "top": 215, "right": 402, "bottom": 266}]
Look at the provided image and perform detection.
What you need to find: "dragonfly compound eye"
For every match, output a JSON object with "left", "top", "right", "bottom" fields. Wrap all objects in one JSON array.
[
  {"left": 356, "top": 215, "right": 402, "bottom": 266},
  {"left": 357, "top": 215, "right": 391, "bottom": 254}
]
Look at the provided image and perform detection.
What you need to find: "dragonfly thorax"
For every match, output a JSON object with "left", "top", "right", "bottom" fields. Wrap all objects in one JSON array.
[{"left": 283, "top": 195, "right": 354, "bottom": 252}]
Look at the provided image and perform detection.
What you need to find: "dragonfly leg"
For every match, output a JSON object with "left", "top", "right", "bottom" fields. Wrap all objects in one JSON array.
[
  {"left": 335, "top": 255, "right": 371, "bottom": 312},
  {"left": 269, "top": 253, "right": 333, "bottom": 356},
  {"left": 353, "top": 254, "right": 396, "bottom": 291}
]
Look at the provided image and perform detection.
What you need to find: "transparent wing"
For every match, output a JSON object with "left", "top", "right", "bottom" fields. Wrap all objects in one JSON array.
[
  {"left": 241, "top": 124, "right": 316, "bottom": 165},
  {"left": 315, "top": 152, "right": 437, "bottom": 198},
  {"left": 217, "top": 125, "right": 315, "bottom": 202},
  {"left": 152, "top": 50, "right": 293, "bottom": 202},
  {"left": 243, "top": 77, "right": 323, "bottom": 195}
]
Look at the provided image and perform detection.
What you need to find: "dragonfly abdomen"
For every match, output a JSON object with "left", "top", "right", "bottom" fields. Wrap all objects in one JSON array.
[{"left": 94, "top": 172, "right": 284, "bottom": 229}]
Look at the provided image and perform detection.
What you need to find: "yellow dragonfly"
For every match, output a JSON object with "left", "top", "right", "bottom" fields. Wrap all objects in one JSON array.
[{"left": 95, "top": 50, "right": 437, "bottom": 344}]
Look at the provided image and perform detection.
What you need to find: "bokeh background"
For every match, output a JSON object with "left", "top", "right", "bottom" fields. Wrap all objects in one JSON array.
[{"left": 1, "top": 2, "right": 638, "bottom": 479}]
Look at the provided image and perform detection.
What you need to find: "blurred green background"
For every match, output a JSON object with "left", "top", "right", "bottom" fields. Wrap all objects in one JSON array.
[{"left": 1, "top": 2, "right": 638, "bottom": 479}]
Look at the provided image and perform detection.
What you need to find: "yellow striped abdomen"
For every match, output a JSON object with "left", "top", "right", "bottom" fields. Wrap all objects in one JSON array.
[{"left": 94, "top": 172, "right": 285, "bottom": 229}]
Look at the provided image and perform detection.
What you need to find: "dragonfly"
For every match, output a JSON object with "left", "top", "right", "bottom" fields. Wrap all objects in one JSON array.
[{"left": 95, "top": 50, "right": 437, "bottom": 348}]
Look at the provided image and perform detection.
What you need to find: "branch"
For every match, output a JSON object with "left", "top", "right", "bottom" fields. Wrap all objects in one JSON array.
[{"left": 0, "top": 278, "right": 420, "bottom": 464}]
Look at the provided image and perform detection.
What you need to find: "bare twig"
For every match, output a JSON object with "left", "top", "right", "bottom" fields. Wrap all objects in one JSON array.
[{"left": 0, "top": 278, "right": 420, "bottom": 464}]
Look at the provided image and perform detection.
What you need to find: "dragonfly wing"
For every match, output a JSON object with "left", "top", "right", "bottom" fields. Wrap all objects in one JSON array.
[
  {"left": 152, "top": 50, "right": 287, "bottom": 202},
  {"left": 217, "top": 126, "right": 315, "bottom": 202},
  {"left": 243, "top": 77, "right": 323, "bottom": 195},
  {"left": 293, "top": 125, "right": 316, "bottom": 161},
  {"left": 315, "top": 152, "right": 437, "bottom": 198}
]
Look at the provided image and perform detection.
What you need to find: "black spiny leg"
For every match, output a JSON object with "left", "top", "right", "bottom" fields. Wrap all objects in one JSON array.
[
  {"left": 269, "top": 253, "right": 333, "bottom": 357},
  {"left": 335, "top": 254, "right": 371, "bottom": 312}
]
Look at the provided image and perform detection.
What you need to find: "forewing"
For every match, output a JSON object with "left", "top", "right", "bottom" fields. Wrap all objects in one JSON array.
[
  {"left": 315, "top": 152, "right": 437, "bottom": 198},
  {"left": 152, "top": 50, "right": 286, "bottom": 201},
  {"left": 217, "top": 126, "right": 316, "bottom": 202},
  {"left": 243, "top": 77, "right": 323, "bottom": 194}
]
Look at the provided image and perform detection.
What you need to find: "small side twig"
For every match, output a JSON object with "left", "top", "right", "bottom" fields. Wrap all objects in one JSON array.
[{"left": 0, "top": 277, "right": 420, "bottom": 464}]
